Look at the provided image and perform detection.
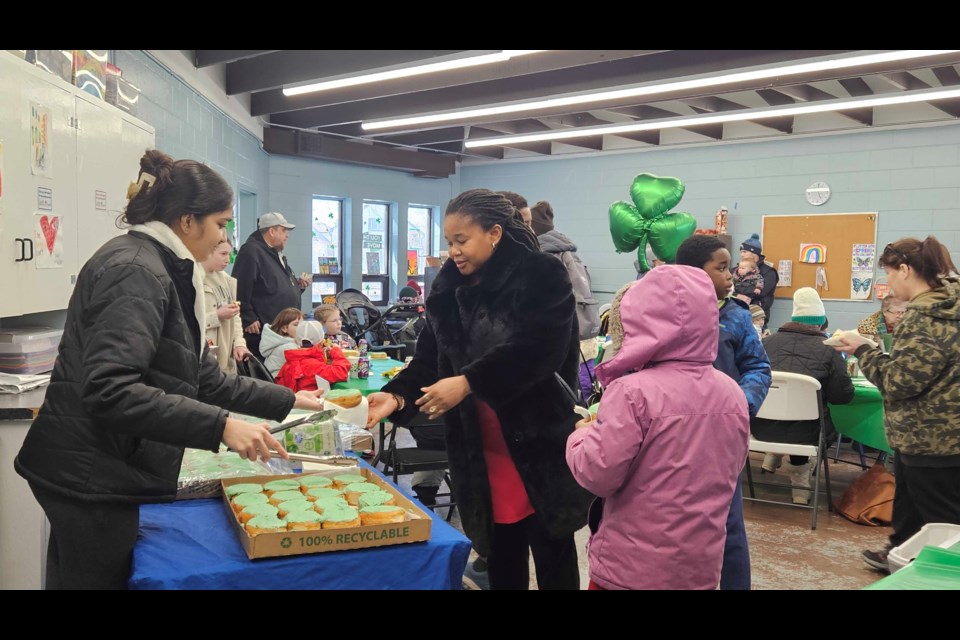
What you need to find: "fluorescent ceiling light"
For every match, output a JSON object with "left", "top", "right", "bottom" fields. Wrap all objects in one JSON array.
[
  {"left": 463, "top": 87, "right": 960, "bottom": 148},
  {"left": 283, "top": 50, "right": 545, "bottom": 96},
  {"left": 364, "top": 50, "right": 960, "bottom": 131}
]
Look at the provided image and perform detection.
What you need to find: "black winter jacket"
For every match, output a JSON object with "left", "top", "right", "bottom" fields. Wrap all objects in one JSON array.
[
  {"left": 16, "top": 232, "right": 295, "bottom": 503},
  {"left": 383, "top": 236, "right": 592, "bottom": 556},
  {"left": 750, "top": 322, "right": 854, "bottom": 444},
  {"left": 232, "top": 230, "right": 303, "bottom": 328}
]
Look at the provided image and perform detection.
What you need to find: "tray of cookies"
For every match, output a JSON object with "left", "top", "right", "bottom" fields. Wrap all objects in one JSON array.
[{"left": 221, "top": 468, "right": 432, "bottom": 559}]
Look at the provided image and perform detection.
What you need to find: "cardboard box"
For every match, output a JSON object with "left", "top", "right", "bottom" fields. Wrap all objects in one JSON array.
[{"left": 221, "top": 469, "right": 431, "bottom": 559}]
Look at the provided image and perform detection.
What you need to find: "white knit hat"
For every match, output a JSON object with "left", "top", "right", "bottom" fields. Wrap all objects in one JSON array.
[{"left": 791, "top": 287, "right": 826, "bottom": 326}]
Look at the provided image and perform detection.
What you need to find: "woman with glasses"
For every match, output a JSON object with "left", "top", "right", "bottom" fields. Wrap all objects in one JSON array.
[
  {"left": 833, "top": 236, "right": 960, "bottom": 574},
  {"left": 857, "top": 295, "right": 909, "bottom": 353}
]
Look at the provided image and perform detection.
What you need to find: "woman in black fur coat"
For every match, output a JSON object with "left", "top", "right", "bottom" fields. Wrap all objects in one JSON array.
[{"left": 367, "top": 189, "right": 591, "bottom": 590}]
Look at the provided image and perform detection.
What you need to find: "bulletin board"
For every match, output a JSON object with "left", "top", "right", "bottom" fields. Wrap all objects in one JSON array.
[{"left": 761, "top": 212, "right": 878, "bottom": 302}]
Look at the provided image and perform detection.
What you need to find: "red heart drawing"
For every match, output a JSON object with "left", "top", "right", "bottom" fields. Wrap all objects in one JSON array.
[{"left": 40, "top": 215, "right": 59, "bottom": 255}]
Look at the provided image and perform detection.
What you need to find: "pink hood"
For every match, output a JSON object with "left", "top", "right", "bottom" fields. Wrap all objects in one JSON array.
[
  {"left": 567, "top": 265, "right": 749, "bottom": 590},
  {"left": 597, "top": 265, "right": 719, "bottom": 387}
]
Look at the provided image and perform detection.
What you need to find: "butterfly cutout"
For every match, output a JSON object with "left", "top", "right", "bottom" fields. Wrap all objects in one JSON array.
[
  {"left": 853, "top": 277, "right": 872, "bottom": 293},
  {"left": 854, "top": 257, "right": 873, "bottom": 270}
]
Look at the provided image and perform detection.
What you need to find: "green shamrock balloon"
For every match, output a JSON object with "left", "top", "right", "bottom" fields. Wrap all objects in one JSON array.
[
  {"left": 608, "top": 173, "right": 697, "bottom": 272},
  {"left": 630, "top": 173, "right": 685, "bottom": 220}
]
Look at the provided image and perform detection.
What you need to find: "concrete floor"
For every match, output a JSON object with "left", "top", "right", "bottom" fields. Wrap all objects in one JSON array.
[{"left": 383, "top": 427, "right": 891, "bottom": 590}]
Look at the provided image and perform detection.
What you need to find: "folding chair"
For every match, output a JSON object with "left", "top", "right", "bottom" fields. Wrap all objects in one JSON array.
[
  {"left": 380, "top": 412, "right": 456, "bottom": 522},
  {"left": 744, "top": 371, "right": 833, "bottom": 529}
]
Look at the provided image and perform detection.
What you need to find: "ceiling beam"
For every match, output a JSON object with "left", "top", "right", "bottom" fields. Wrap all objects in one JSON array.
[
  {"left": 775, "top": 84, "right": 836, "bottom": 102},
  {"left": 609, "top": 130, "right": 661, "bottom": 145},
  {"left": 683, "top": 96, "right": 746, "bottom": 113},
  {"left": 250, "top": 50, "right": 662, "bottom": 116},
  {"left": 268, "top": 50, "right": 862, "bottom": 129},
  {"left": 682, "top": 123, "right": 724, "bottom": 140},
  {"left": 226, "top": 50, "right": 470, "bottom": 95},
  {"left": 194, "top": 50, "right": 277, "bottom": 68},
  {"left": 502, "top": 141, "right": 553, "bottom": 155},
  {"left": 927, "top": 97, "right": 960, "bottom": 118},
  {"left": 881, "top": 71, "right": 931, "bottom": 91},
  {"left": 839, "top": 77, "right": 874, "bottom": 96},
  {"left": 933, "top": 66, "right": 960, "bottom": 86},
  {"left": 263, "top": 127, "right": 456, "bottom": 177},
  {"left": 757, "top": 89, "right": 797, "bottom": 106}
]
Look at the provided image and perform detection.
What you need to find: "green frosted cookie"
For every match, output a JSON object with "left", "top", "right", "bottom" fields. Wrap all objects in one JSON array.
[
  {"left": 312, "top": 496, "right": 348, "bottom": 513},
  {"left": 284, "top": 510, "right": 325, "bottom": 524},
  {"left": 360, "top": 505, "right": 403, "bottom": 514},
  {"left": 269, "top": 490, "right": 305, "bottom": 504},
  {"left": 225, "top": 483, "right": 264, "bottom": 497},
  {"left": 264, "top": 479, "right": 301, "bottom": 492},
  {"left": 307, "top": 487, "right": 343, "bottom": 501},
  {"left": 245, "top": 514, "right": 285, "bottom": 531},
  {"left": 241, "top": 503, "right": 279, "bottom": 519},
  {"left": 299, "top": 475, "right": 333, "bottom": 489},
  {"left": 333, "top": 474, "right": 367, "bottom": 486},
  {"left": 345, "top": 482, "right": 378, "bottom": 495},
  {"left": 322, "top": 505, "right": 359, "bottom": 523},
  {"left": 358, "top": 491, "right": 394, "bottom": 508},
  {"left": 278, "top": 499, "right": 313, "bottom": 514},
  {"left": 232, "top": 492, "right": 269, "bottom": 508}
]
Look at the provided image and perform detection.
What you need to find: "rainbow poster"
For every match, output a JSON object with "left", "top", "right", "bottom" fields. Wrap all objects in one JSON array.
[{"left": 799, "top": 243, "right": 827, "bottom": 264}]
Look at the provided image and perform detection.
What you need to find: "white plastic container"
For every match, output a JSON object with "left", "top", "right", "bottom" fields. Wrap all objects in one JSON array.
[{"left": 888, "top": 523, "right": 960, "bottom": 572}]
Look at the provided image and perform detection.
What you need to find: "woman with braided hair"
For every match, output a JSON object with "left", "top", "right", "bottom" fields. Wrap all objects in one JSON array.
[{"left": 367, "top": 188, "right": 590, "bottom": 589}]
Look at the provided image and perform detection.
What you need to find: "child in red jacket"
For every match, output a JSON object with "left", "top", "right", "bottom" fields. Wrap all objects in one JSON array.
[{"left": 274, "top": 320, "right": 350, "bottom": 391}]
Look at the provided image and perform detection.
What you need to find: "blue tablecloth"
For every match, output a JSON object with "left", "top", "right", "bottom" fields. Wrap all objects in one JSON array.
[{"left": 129, "top": 462, "right": 471, "bottom": 590}]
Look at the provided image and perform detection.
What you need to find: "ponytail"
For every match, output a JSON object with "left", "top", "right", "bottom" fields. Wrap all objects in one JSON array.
[{"left": 880, "top": 236, "right": 958, "bottom": 288}]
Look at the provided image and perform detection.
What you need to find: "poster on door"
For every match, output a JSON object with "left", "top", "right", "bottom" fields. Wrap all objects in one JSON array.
[
  {"left": 31, "top": 102, "right": 51, "bottom": 177},
  {"left": 34, "top": 213, "right": 63, "bottom": 268}
]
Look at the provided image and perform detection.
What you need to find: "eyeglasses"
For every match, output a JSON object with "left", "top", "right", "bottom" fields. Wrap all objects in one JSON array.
[{"left": 883, "top": 243, "right": 909, "bottom": 264}]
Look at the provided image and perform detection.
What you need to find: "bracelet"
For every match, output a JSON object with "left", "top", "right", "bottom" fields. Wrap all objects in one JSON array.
[{"left": 388, "top": 392, "right": 405, "bottom": 412}]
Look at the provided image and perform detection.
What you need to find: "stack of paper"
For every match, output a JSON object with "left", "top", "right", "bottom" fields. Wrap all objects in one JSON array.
[{"left": 0, "top": 372, "right": 51, "bottom": 394}]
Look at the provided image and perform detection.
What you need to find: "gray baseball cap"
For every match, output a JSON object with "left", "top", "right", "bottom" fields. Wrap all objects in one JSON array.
[{"left": 258, "top": 212, "right": 295, "bottom": 230}]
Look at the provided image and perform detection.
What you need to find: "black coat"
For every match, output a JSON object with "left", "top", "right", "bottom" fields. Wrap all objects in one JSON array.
[
  {"left": 751, "top": 322, "right": 854, "bottom": 444},
  {"left": 232, "top": 230, "right": 303, "bottom": 328},
  {"left": 753, "top": 261, "right": 779, "bottom": 325},
  {"left": 383, "top": 237, "right": 592, "bottom": 556},
  {"left": 16, "top": 232, "right": 295, "bottom": 503}
]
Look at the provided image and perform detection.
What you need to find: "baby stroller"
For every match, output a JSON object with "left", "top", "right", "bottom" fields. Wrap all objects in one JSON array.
[{"left": 335, "top": 288, "right": 426, "bottom": 360}]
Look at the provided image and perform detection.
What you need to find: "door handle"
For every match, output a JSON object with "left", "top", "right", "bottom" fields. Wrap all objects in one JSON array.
[
  {"left": 14, "top": 238, "right": 25, "bottom": 262},
  {"left": 24, "top": 238, "right": 35, "bottom": 261}
]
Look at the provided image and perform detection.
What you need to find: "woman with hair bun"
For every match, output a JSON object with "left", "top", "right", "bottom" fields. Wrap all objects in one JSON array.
[
  {"left": 366, "top": 188, "right": 591, "bottom": 590},
  {"left": 833, "top": 236, "right": 960, "bottom": 573},
  {"left": 15, "top": 150, "right": 325, "bottom": 589}
]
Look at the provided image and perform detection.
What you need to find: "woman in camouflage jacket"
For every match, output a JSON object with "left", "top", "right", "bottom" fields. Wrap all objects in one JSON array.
[{"left": 835, "top": 236, "right": 960, "bottom": 572}]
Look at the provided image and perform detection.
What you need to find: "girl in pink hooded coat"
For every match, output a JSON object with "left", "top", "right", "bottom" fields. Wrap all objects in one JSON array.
[{"left": 566, "top": 265, "right": 750, "bottom": 590}]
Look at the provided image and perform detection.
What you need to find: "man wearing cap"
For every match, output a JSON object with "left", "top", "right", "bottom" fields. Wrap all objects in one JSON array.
[
  {"left": 737, "top": 233, "right": 779, "bottom": 329},
  {"left": 232, "top": 212, "right": 311, "bottom": 361}
]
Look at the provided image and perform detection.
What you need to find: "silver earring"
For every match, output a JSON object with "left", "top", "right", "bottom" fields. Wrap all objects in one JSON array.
[{"left": 492, "top": 242, "right": 497, "bottom": 249}]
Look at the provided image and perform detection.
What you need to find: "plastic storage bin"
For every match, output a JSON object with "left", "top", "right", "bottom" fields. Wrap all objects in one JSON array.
[
  {"left": 0, "top": 327, "right": 63, "bottom": 375},
  {"left": 888, "top": 523, "right": 960, "bottom": 572}
]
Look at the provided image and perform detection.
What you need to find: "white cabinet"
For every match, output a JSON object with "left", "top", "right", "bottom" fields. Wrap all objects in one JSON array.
[{"left": 0, "top": 54, "right": 155, "bottom": 318}]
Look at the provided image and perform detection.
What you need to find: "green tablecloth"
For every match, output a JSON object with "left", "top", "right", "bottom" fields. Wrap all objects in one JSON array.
[
  {"left": 829, "top": 377, "right": 892, "bottom": 454},
  {"left": 590, "top": 378, "right": 893, "bottom": 455},
  {"left": 333, "top": 358, "right": 404, "bottom": 396}
]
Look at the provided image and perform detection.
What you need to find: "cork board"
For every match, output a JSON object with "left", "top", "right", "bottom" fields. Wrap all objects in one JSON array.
[{"left": 761, "top": 212, "right": 878, "bottom": 302}]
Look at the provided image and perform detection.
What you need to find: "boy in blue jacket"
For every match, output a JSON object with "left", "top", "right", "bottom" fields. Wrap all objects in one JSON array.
[{"left": 677, "top": 235, "right": 772, "bottom": 590}]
